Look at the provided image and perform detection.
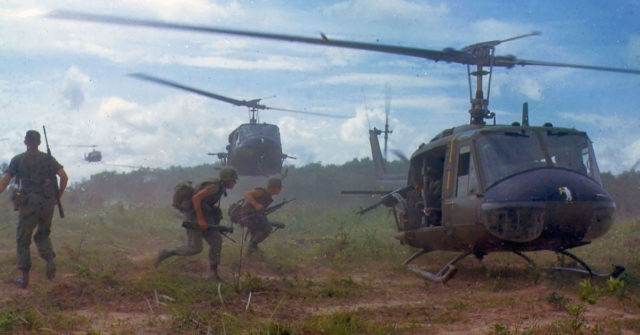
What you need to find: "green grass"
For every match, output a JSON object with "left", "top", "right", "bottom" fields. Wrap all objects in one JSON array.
[{"left": 1, "top": 203, "right": 640, "bottom": 334}]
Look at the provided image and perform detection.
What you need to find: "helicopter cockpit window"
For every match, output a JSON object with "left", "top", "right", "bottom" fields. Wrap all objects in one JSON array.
[
  {"left": 541, "top": 132, "right": 601, "bottom": 183},
  {"left": 476, "top": 131, "right": 546, "bottom": 187},
  {"left": 456, "top": 145, "right": 477, "bottom": 196}
]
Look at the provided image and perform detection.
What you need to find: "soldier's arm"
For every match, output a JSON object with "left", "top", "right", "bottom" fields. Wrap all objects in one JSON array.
[
  {"left": 244, "top": 189, "right": 264, "bottom": 211},
  {"left": 57, "top": 168, "right": 68, "bottom": 198},
  {"left": 192, "top": 187, "right": 213, "bottom": 231},
  {"left": 0, "top": 173, "right": 11, "bottom": 194}
]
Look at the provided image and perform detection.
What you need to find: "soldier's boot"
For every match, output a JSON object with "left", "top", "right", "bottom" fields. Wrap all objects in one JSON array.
[
  {"left": 46, "top": 258, "right": 56, "bottom": 280},
  {"left": 247, "top": 242, "right": 260, "bottom": 254},
  {"left": 15, "top": 270, "right": 29, "bottom": 289},
  {"left": 154, "top": 249, "right": 176, "bottom": 268},
  {"left": 208, "top": 265, "right": 223, "bottom": 282}
]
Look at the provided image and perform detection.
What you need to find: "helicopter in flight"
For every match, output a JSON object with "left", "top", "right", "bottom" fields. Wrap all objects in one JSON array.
[
  {"left": 65, "top": 144, "right": 102, "bottom": 163},
  {"left": 48, "top": 11, "right": 640, "bottom": 282},
  {"left": 128, "top": 73, "right": 347, "bottom": 176}
]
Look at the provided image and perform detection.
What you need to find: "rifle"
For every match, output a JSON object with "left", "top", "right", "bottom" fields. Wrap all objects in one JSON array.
[
  {"left": 181, "top": 221, "right": 236, "bottom": 243},
  {"left": 264, "top": 198, "right": 296, "bottom": 215},
  {"left": 43, "top": 126, "right": 64, "bottom": 218},
  {"left": 356, "top": 185, "right": 413, "bottom": 215}
]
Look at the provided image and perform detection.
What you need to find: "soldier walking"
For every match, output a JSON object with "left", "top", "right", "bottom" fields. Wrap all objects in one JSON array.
[
  {"left": 154, "top": 167, "right": 238, "bottom": 281},
  {"left": 0, "top": 130, "right": 68, "bottom": 289},
  {"left": 240, "top": 177, "right": 284, "bottom": 254}
]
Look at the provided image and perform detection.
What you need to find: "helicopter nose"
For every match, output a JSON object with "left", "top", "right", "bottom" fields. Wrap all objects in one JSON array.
[{"left": 481, "top": 168, "right": 615, "bottom": 245}]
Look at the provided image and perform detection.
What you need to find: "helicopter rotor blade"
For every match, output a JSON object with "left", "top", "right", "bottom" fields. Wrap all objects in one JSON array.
[
  {"left": 461, "top": 31, "right": 541, "bottom": 52},
  {"left": 47, "top": 10, "right": 469, "bottom": 63},
  {"left": 391, "top": 149, "right": 409, "bottom": 163},
  {"left": 48, "top": 10, "right": 640, "bottom": 75},
  {"left": 502, "top": 58, "right": 640, "bottom": 75},
  {"left": 102, "top": 163, "right": 142, "bottom": 169},
  {"left": 128, "top": 73, "right": 266, "bottom": 109},
  {"left": 63, "top": 144, "right": 99, "bottom": 148},
  {"left": 266, "top": 106, "right": 350, "bottom": 119}
]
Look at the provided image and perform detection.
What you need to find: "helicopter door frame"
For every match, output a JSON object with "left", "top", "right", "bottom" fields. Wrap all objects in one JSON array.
[{"left": 443, "top": 139, "right": 483, "bottom": 235}]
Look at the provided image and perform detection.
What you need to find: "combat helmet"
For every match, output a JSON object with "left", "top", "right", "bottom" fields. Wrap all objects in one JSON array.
[
  {"left": 219, "top": 166, "right": 238, "bottom": 181},
  {"left": 267, "top": 177, "right": 282, "bottom": 188}
]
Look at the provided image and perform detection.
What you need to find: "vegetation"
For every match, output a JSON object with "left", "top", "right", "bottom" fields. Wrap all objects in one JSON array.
[{"left": 0, "top": 161, "right": 639, "bottom": 334}]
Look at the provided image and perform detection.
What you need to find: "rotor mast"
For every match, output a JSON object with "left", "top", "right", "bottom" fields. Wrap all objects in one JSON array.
[
  {"left": 464, "top": 32, "right": 541, "bottom": 125},
  {"left": 468, "top": 62, "right": 495, "bottom": 125}
]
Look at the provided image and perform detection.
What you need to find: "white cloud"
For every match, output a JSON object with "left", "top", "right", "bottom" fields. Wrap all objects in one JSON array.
[
  {"left": 324, "top": 0, "right": 449, "bottom": 22},
  {"left": 121, "top": 0, "right": 237, "bottom": 21},
  {"left": 300, "top": 72, "right": 456, "bottom": 88},
  {"left": 170, "top": 54, "right": 325, "bottom": 71},
  {"left": 61, "top": 66, "right": 90, "bottom": 110},
  {"left": 627, "top": 34, "right": 640, "bottom": 66},
  {"left": 516, "top": 77, "right": 542, "bottom": 100}
]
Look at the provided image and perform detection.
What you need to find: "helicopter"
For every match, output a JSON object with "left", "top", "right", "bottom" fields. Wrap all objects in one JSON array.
[
  {"left": 128, "top": 73, "right": 347, "bottom": 176},
  {"left": 65, "top": 144, "right": 102, "bottom": 162},
  {"left": 368, "top": 84, "right": 408, "bottom": 186},
  {"left": 48, "top": 11, "right": 640, "bottom": 282}
]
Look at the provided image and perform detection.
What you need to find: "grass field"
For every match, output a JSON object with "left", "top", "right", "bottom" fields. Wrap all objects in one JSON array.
[{"left": 1, "top": 202, "right": 639, "bottom": 334}]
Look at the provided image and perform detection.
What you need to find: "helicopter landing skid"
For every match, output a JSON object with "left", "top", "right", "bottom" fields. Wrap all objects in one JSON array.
[
  {"left": 403, "top": 250, "right": 472, "bottom": 283},
  {"left": 551, "top": 249, "right": 625, "bottom": 278}
]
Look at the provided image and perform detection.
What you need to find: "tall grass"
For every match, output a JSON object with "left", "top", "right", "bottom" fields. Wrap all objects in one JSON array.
[{"left": 0, "top": 203, "right": 639, "bottom": 334}]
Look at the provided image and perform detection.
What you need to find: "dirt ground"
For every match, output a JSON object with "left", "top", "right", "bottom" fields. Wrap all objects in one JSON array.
[{"left": 1, "top": 246, "right": 638, "bottom": 335}]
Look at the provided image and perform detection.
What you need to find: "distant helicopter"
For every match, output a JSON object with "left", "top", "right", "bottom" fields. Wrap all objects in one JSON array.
[
  {"left": 128, "top": 73, "right": 347, "bottom": 176},
  {"left": 66, "top": 144, "right": 102, "bottom": 162},
  {"left": 49, "top": 11, "right": 640, "bottom": 282}
]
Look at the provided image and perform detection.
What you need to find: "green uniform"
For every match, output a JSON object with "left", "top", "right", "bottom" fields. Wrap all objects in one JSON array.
[
  {"left": 242, "top": 187, "right": 274, "bottom": 249},
  {"left": 169, "top": 179, "right": 226, "bottom": 268},
  {"left": 7, "top": 150, "right": 62, "bottom": 272}
]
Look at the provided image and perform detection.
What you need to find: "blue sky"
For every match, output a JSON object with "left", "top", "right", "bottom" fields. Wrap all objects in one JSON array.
[{"left": 1, "top": 0, "right": 640, "bottom": 183}]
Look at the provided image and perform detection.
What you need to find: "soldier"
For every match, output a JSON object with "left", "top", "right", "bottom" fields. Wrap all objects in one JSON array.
[
  {"left": 241, "top": 177, "right": 285, "bottom": 254},
  {"left": 154, "top": 166, "right": 238, "bottom": 281},
  {"left": 0, "top": 130, "right": 68, "bottom": 289}
]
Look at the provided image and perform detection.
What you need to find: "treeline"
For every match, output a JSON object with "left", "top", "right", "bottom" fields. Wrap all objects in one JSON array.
[
  {"left": 63, "top": 158, "right": 408, "bottom": 209},
  {"left": 9, "top": 160, "right": 640, "bottom": 219},
  {"left": 601, "top": 171, "right": 640, "bottom": 218}
]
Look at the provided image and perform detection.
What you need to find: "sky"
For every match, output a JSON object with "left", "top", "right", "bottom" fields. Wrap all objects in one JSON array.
[{"left": 1, "top": 0, "right": 640, "bottom": 183}]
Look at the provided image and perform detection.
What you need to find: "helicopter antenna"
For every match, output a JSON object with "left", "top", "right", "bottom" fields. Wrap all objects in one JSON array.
[{"left": 384, "top": 83, "right": 393, "bottom": 160}]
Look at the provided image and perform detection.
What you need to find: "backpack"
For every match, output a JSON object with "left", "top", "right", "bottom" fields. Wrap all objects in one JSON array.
[
  {"left": 228, "top": 199, "right": 246, "bottom": 224},
  {"left": 172, "top": 181, "right": 194, "bottom": 212}
]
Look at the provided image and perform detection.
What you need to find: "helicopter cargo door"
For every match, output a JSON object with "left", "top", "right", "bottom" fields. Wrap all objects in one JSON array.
[{"left": 444, "top": 143, "right": 484, "bottom": 243}]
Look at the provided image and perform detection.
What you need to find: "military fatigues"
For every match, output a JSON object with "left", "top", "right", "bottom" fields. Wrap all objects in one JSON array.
[
  {"left": 241, "top": 187, "right": 274, "bottom": 250},
  {"left": 164, "top": 179, "right": 227, "bottom": 269},
  {"left": 8, "top": 150, "right": 62, "bottom": 272}
]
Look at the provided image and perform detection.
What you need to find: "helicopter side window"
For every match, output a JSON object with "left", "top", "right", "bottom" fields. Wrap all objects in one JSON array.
[{"left": 456, "top": 145, "right": 477, "bottom": 196}]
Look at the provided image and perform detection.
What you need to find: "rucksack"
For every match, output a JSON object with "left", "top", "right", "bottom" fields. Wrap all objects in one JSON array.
[
  {"left": 172, "top": 181, "right": 194, "bottom": 212},
  {"left": 228, "top": 199, "right": 246, "bottom": 224}
]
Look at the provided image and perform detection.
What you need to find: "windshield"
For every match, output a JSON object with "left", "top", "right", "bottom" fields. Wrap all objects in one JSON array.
[
  {"left": 540, "top": 131, "right": 600, "bottom": 183},
  {"left": 236, "top": 124, "right": 281, "bottom": 143},
  {"left": 476, "top": 130, "right": 600, "bottom": 188}
]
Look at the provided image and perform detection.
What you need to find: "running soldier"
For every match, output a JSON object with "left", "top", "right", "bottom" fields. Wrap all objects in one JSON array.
[
  {"left": 241, "top": 177, "right": 285, "bottom": 254},
  {"left": 0, "top": 130, "right": 68, "bottom": 289},
  {"left": 154, "top": 166, "right": 237, "bottom": 281}
]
